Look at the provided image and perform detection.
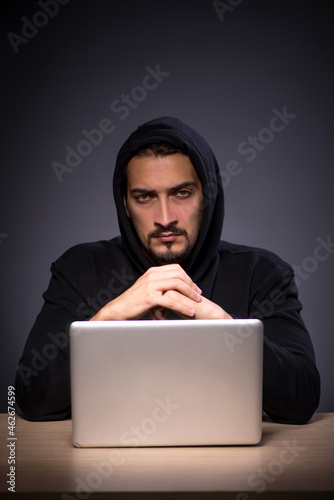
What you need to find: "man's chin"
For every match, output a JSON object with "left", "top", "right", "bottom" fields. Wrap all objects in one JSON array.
[{"left": 146, "top": 244, "right": 192, "bottom": 266}]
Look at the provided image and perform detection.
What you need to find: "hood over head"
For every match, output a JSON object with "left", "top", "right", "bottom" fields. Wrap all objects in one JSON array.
[{"left": 113, "top": 116, "right": 224, "bottom": 286}]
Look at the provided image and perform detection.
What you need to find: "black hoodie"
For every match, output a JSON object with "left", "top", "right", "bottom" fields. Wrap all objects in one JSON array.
[
  {"left": 15, "top": 116, "right": 320, "bottom": 423},
  {"left": 113, "top": 116, "right": 224, "bottom": 292}
]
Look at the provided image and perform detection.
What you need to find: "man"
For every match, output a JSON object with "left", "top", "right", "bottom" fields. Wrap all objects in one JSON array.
[{"left": 15, "top": 116, "right": 320, "bottom": 423}]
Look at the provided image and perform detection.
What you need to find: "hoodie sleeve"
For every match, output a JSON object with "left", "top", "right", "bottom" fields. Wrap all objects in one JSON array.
[
  {"left": 249, "top": 257, "right": 320, "bottom": 424},
  {"left": 15, "top": 248, "right": 93, "bottom": 421}
]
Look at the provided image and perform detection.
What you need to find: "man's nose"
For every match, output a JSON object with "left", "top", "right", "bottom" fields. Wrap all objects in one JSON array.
[{"left": 155, "top": 198, "right": 177, "bottom": 227}]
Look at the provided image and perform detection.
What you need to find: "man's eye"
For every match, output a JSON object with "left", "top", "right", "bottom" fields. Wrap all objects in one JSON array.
[
  {"left": 176, "top": 190, "right": 191, "bottom": 198},
  {"left": 136, "top": 194, "right": 151, "bottom": 202}
]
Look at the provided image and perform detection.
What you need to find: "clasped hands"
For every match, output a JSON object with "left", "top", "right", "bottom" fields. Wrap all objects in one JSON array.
[{"left": 90, "top": 264, "right": 232, "bottom": 321}]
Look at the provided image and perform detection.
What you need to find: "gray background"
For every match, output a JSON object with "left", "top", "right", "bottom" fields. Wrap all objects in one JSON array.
[{"left": 1, "top": 0, "right": 333, "bottom": 413}]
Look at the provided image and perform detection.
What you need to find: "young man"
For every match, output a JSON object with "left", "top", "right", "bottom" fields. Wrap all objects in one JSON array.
[{"left": 15, "top": 116, "right": 320, "bottom": 423}]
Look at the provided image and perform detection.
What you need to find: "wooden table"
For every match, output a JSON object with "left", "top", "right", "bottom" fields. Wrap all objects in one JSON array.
[{"left": 0, "top": 413, "right": 333, "bottom": 499}]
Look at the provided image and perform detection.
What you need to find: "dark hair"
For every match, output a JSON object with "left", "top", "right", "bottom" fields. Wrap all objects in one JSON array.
[
  {"left": 134, "top": 143, "right": 183, "bottom": 158},
  {"left": 121, "top": 143, "right": 185, "bottom": 194}
]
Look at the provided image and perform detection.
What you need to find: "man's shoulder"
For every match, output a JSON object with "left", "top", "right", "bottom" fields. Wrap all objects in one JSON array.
[
  {"left": 217, "top": 240, "right": 293, "bottom": 274},
  {"left": 53, "top": 237, "right": 124, "bottom": 268}
]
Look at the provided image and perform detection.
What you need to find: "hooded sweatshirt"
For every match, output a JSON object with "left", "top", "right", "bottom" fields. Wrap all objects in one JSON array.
[{"left": 15, "top": 116, "right": 320, "bottom": 423}]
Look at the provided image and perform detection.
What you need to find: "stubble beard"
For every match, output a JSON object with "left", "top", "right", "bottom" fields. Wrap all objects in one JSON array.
[
  {"left": 145, "top": 227, "right": 194, "bottom": 265},
  {"left": 146, "top": 239, "right": 193, "bottom": 265}
]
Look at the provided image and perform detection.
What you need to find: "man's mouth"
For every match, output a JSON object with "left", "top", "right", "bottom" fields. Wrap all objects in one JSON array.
[{"left": 154, "top": 232, "right": 182, "bottom": 243}]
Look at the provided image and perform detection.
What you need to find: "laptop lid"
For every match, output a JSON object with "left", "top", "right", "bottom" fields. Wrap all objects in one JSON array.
[{"left": 70, "top": 319, "right": 263, "bottom": 447}]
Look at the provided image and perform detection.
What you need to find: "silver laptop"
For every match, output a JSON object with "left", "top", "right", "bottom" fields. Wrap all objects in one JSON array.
[{"left": 70, "top": 319, "right": 263, "bottom": 447}]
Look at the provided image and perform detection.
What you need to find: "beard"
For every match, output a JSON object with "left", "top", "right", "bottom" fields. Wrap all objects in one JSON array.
[{"left": 145, "top": 225, "right": 194, "bottom": 265}]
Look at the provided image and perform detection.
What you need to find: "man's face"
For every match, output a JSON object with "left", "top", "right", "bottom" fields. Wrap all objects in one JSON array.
[{"left": 124, "top": 153, "right": 203, "bottom": 265}]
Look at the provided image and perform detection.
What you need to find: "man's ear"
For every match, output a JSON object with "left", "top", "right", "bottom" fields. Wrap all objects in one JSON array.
[{"left": 123, "top": 194, "right": 130, "bottom": 218}]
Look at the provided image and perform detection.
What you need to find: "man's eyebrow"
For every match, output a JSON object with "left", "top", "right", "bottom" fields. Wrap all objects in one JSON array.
[
  {"left": 129, "top": 181, "right": 198, "bottom": 195},
  {"left": 169, "top": 181, "right": 198, "bottom": 192}
]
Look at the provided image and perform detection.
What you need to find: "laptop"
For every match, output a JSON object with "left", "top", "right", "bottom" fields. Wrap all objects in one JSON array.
[{"left": 70, "top": 319, "right": 263, "bottom": 447}]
